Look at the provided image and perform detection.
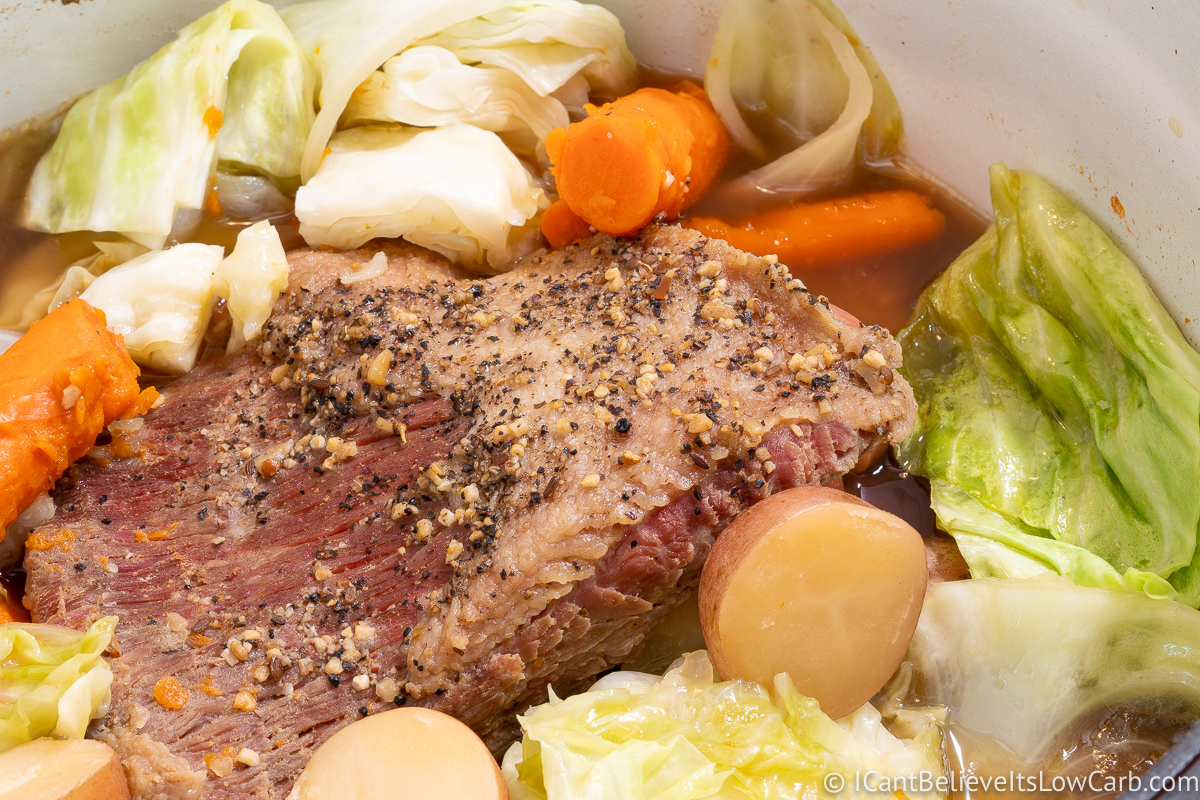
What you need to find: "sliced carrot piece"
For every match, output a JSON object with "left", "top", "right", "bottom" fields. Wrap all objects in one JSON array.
[
  {"left": 541, "top": 200, "right": 596, "bottom": 250},
  {"left": 0, "top": 592, "right": 28, "bottom": 623},
  {"left": 545, "top": 81, "right": 731, "bottom": 238},
  {"left": 685, "top": 190, "right": 946, "bottom": 267},
  {"left": 0, "top": 299, "right": 142, "bottom": 531}
]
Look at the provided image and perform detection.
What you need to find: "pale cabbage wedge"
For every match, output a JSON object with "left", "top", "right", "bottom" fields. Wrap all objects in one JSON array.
[
  {"left": 502, "top": 651, "right": 946, "bottom": 800},
  {"left": 16, "top": 241, "right": 150, "bottom": 332},
  {"left": 74, "top": 223, "right": 290, "bottom": 373},
  {"left": 294, "top": 124, "right": 546, "bottom": 270},
  {"left": 80, "top": 244, "right": 225, "bottom": 374},
  {"left": 341, "top": 46, "right": 570, "bottom": 159},
  {"left": 281, "top": 0, "right": 636, "bottom": 181},
  {"left": 932, "top": 485, "right": 1178, "bottom": 600},
  {"left": 215, "top": 171, "right": 295, "bottom": 221},
  {"left": 0, "top": 617, "right": 116, "bottom": 753},
  {"left": 213, "top": 220, "right": 290, "bottom": 353},
  {"left": 705, "top": 0, "right": 903, "bottom": 196},
  {"left": 908, "top": 578, "right": 1200, "bottom": 764},
  {"left": 23, "top": 0, "right": 313, "bottom": 248},
  {"left": 418, "top": 0, "right": 637, "bottom": 98},
  {"left": 0, "top": 493, "right": 54, "bottom": 571}
]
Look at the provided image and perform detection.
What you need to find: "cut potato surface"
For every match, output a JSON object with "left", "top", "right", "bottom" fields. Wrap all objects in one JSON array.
[
  {"left": 288, "top": 707, "right": 507, "bottom": 800},
  {"left": 699, "top": 486, "right": 927, "bottom": 719},
  {"left": 0, "top": 738, "right": 130, "bottom": 800}
]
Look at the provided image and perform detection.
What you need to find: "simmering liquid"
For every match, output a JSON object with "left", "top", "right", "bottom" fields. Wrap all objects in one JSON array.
[
  {"left": 685, "top": 161, "right": 988, "bottom": 335},
  {"left": 933, "top": 706, "right": 1193, "bottom": 800}
]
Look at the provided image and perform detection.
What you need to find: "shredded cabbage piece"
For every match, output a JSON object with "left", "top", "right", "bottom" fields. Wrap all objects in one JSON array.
[
  {"left": 282, "top": 0, "right": 636, "bottom": 181},
  {"left": 705, "top": 0, "right": 903, "bottom": 196},
  {"left": 213, "top": 220, "right": 290, "bottom": 353},
  {"left": 908, "top": 578, "right": 1200, "bottom": 763},
  {"left": 23, "top": 0, "right": 313, "bottom": 247},
  {"left": 342, "top": 46, "right": 570, "bottom": 159},
  {"left": 0, "top": 617, "right": 116, "bottom": 753},
  {"left": 503, "top": 651, "right": 946, "bottom": 800},
  {"left": 294, "top": 124, "right": 546, "bottom": 270}
]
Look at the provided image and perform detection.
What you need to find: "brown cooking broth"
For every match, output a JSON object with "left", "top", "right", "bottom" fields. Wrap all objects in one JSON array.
[
  {"left": 0, "top": 97, "right": 987, "bottom": 332},
  {"left": 0, "top": 122, "right": 304, "bottom": 329},
  {"left": 932, "top": 708, "right": 1192, "bottom": 800}
]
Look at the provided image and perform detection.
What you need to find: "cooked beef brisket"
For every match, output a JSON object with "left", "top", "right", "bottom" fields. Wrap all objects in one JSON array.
[{"left": 23, "top": 225, "right": 916, "bottom": 799}]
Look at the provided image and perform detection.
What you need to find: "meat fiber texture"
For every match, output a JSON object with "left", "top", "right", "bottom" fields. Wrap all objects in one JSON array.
[{"left": 23, "top": 225, "right": 916, "bottom": 799}]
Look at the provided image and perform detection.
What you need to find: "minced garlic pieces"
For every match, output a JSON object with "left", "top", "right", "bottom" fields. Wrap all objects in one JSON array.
[
  {"left": 603, "top": 267, "right": 624, "bottom": 292},
  {"left": 367, "top": 349, "right": 393, "bottom": 386},
  {"left": 61, "top": 384, "right": 82, "bottom": 410},
  {"left": 862, "top": 348, "right": 887, "bottom": 369},
  {"left": 233, "top": 690, "right": 257, "bottom": 712},
  {"left": 700, "top": 299, "right": 736, "bottom": 322}
]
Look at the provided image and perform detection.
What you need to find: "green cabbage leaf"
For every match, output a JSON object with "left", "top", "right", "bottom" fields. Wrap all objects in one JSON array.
[
  {"left": 908, "top": 578, "right": 1200, "bottom": 763},
  {"left": 0, "top": 617, "right": 117, "bottom": 753},
  {"left": 502, "top": 651, "right": 946, "bottom": 800},
  {"left": 898, "top": 165, "right": 1200, "bottom": 603},
  {"left": 23, "top": 0, "right": 313, "bottom": 247}
]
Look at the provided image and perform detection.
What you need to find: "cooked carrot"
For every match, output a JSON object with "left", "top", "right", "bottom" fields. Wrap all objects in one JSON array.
[
  {"left": 684, "top": 190, "right": 946, "bottom": 267},
  {"left": 121, "top": 386, "right": 161, "bottom": 420},
  {"left": 541, "top": 200, "right": 595, "bottom": 250},
  {"left": 0, "top": 299, "right": 142, "bottom": 531},
  {"left": 0, "top": 591, "right": 27, "bottom": 623},
  {"left": 545, "top": 81, "right": 730, "bottom": 239}
]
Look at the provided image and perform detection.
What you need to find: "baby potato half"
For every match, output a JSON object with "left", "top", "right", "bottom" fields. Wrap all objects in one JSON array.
[{"left": 699, "top": 486, "right": 928, "bottom": 719}]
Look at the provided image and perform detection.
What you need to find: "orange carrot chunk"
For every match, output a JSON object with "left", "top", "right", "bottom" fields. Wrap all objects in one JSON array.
[
  {"left": 0, "top": 299, "right": 142, "bottom": 531},
  {"left": 541, "top": 200, "right": 596, "bottom": 250},
  {"left": 545, "top": 81, "right": 731, "bottom": 240},
  {"left": 0, "top": 591, "right": 27, "bottom": 623},
  {"left": 120, "top": 386, "right": 161, "bottom": 420},
  {"left": 684, "top": 190, "right": 946, "bottom": 267}
]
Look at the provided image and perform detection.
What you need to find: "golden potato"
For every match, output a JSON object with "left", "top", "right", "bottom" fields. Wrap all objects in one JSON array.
[
  {"left": 0, "top": 738, "right": 130, "bottom": 800},
  {"left": 289, "top": 707, "right": 506, "bottom": 800},
  {"left": 699, "top": 486, "right": 927, "bottom": 719}
]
